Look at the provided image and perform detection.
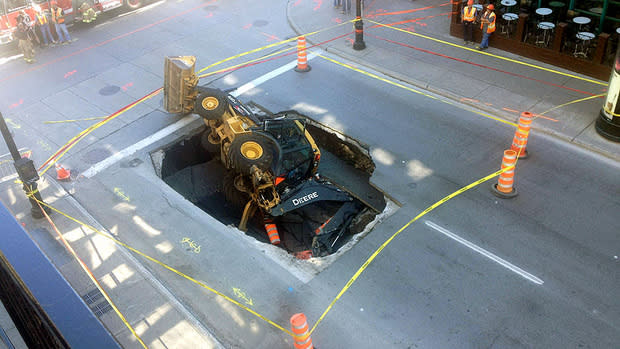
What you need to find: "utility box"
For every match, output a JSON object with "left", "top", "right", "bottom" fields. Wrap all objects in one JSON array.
[{"left": 163, "top": 56, "right": 199, "bottom": 114}]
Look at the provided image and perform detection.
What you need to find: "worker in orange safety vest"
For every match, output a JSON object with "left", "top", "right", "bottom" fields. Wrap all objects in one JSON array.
[
  {"left": 34, "top": 6, "right": 55, "bottom": 46},
  {"left": 51, "top": 3, "right": 73, "bottom": 44},
  {"left": 462, "top": 0, "right": 478, "bottom": 45},
  {"left": 477, "top": 3, "right": 495, "bottom": 50}
]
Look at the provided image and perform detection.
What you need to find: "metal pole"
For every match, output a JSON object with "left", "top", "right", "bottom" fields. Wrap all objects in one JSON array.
[
  {"left": 0, "top": 112, "right": 49, "bottom": 219},
  {"left": 353, "top": 0, "right": 365, "bottom": 50},
  {"left": 598, "top": 0, "right": 608, "bottom": 34}
]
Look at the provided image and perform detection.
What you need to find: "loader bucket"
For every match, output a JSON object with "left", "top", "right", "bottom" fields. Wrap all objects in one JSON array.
[{"left": 163, "top": 56, "right": 198, "bottom": 114}]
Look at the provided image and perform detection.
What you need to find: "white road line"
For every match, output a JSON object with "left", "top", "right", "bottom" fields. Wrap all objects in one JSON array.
[
  {"left": 231, "top": 51, "right": 319, "bottom": 97},
  {"left": 81, "top": 52, "right": 320, "bottom": 179},
  {"left": 424, "top": 220, "right": 544, "bottom": 285},
  {"left": 81, "top": 114, "right": 198, "bottom": 178}
]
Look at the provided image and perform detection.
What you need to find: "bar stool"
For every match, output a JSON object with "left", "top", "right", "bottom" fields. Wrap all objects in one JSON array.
[
  {"left": 574, "top": 31, "right": 595, "bottom": 58},
  {"left": 536, "top": 21, "right": 555, "bottom": 46},
  {"left": 535, "top": 7, "right": 552, "bottom": 20},
  {"left": 501, "top": 0, "right": 517, "bottom": 13},
  {"left": 572, "top": 16, "right": 591, "bottom": 31},
  {"left": 502, "top": 13, "right": 519, "bottom": 36}
]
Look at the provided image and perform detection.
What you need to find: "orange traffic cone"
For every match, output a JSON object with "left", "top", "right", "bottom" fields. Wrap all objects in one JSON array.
[
  {"left": 55, "top": 163, "right": 71, "bottom": 181},
  {"left": 294, "top": 36, "right": 311, "bottom": 73},
  {"left": 491, "top": 149, "right": 518, "bottom": 198},
  {"left": 264, "top": 218, "right": 280, "bottom": 245},
  {"left": 290, "top": 313, "right": 314, "bottom": 349},
  {"left": 510, "top": 111, "right": 532, "bottom": 158}
]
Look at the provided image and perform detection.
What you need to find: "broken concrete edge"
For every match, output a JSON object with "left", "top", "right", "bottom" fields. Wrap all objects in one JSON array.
[
  {"left": 253, "top": 198, "right": 400, "bottom": 283},
  {"left": 40, "top": 173, "right": 226, "bottom": 349}
]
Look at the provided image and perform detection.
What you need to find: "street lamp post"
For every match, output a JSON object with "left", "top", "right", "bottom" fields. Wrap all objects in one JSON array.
[
  {"left": 0, "top": 112, "right": 49, "bottom": 219},
  {"left": 353, "top": 0, "right": 366, "bottom": 50}
]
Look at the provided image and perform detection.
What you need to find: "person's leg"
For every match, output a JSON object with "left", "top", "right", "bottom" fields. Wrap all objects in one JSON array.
[
  {"left": 61, "top": 24, "right": 72, "bottom": 41},
  {"left": 480, "top": 32, "right": 489, "bottom": 48},
  {"left": 463, "top": 22, "right": 470, "bottom": 43},
  {"left": 39, "top": 26, "right": 48, "bottom": 45},
  {"left": 43, "top": 25, "right": 53, "bottom": 44},
  {"left": 55, "top": 23, "right": 65, "bottom": 42}
]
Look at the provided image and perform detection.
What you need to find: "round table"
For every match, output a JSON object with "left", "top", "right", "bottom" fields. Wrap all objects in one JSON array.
[
  {"left": 573, "top": 16, "right": 591, "bottom": 25},
  {"left": 616, "top": 27, "right": 620, "bottom": 35},
  {"left": 501, "top": 0, "right": 516, "bottom": 6},
  {"left": 535, "top": 7, "right": 552, "bottom": 16}
]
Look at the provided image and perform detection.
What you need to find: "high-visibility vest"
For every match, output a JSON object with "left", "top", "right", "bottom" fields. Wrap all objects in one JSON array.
[
  {"left": 480, "top": 11, "right": 496, "bottom": 33},
  {"left": 462, "top": 6, "right": 476, "bottom": 22},
  {"left": 53, "top": 8, "right": 65, "bottom": 24},
  {"left": 36, "top": 13, "right": 47, "bottom": 25}
]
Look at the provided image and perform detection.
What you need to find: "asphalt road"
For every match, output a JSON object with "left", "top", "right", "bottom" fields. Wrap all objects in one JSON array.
[{"left": 0, "top": 0, "right": 618, "bottom": 348}]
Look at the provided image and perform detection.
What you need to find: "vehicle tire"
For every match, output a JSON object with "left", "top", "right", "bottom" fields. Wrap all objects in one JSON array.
[
  {"left": 200, "top": 128, "right": 220, "bottom": 154},
  {"left": 126, "top": 0, "right": 142, "bottom": 9},
  {"left": 228, "top": 133, "right": 275, "bottom": 175},
  {"left": 194, "top": 89, "right": 228, "bottom": 120},
  {"left": 223, "top": 171, "right": 250, "bottom": 211}
]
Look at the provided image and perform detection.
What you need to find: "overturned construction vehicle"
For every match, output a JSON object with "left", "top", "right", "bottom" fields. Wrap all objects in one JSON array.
[{"left": 162, "top": 56, "right": 383, "bottom": 257}]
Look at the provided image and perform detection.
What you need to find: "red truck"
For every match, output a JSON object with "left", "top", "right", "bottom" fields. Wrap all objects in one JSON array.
[{"left": 1, "top": 0, "right": 144, "bottom": 45}]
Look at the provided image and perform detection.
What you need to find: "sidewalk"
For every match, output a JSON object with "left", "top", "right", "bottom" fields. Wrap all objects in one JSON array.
[
  {"left": 0, "top": 175, "right": 223, "bottom": 349},
  {"left": 287, "top": 0, "right": 620, "bottom": 162}
]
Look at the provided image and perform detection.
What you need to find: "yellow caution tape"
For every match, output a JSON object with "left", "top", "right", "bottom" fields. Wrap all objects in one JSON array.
[
  {"left": 25, "top": 186, "right": 148, "bottom": 349},
  {"left": 38, "top": 88, "right": 162, "bottom": 177},
  {"left": 44, "top": 116, "right": 107, "bottom": 124},
  {"left": 30, "top": 196, "right": 293, "bottom": 337},
  {"left": 198, "top": 45, "right": 297, "bottom": 79},
  {"left": 539, "top": 93, "right": 605, "bottom": 116},
  {"left": 196, "top": 19, "right": 355, "bottom": 74},
  {"left": 309, "top": 164, "right": 514, "bottom": 335},
  {"left": 366, "top": 19, "right": 607, "bottom": 87},
  {"left": 317, "top": 54, "right": 518, "bottom": 127}
]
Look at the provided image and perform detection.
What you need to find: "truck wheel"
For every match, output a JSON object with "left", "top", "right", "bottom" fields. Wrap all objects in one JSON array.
[
  {"left": 223, "top": 171, "right": 250, "bottom": 211},
  {"left": 126, "top": 0, "right": 142, "bottom": 9},
  {"left": 228, "top": 133, "right": 275, "bottom": 175},
  {"left": 200, "top": 128, "right": 220, "bottom": 154},
  {"left": 195, "top": 89, "right": 228, "bottom": 120}
]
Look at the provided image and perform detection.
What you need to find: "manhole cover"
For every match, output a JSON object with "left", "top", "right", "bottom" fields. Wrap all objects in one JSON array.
[
  {"left": 99, "top": 85, "right": 120, "bottom": 96},
  {"left": 253, "top": 19, "right": 269, "bottom": 27},
  {"left": 84, "top": 148, "right": 112, "bottom": 164}
]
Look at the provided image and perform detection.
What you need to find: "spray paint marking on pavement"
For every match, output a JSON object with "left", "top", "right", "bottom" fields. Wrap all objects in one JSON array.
[
  {"left": 424, "top": 221, "right": 544, "bottom": 285},
  {"left": 81, "top": 53, "right": 319, "bottom": 178},
  {"left": 181, "top": 237, "right": 201, "bottom": 253}
]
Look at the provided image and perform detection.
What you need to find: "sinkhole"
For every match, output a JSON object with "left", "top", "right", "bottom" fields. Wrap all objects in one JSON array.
[{"left": 151, "top": 111, "right": 388, "bottom": 259}]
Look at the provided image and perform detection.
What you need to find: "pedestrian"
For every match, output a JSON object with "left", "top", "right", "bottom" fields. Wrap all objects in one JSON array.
[
  {"left": 51, "top": 3, "right": 73, "bottom": 44},
  {"left": 34, "top": 6, "right": 55, "bottom": 46},
  {"left": 462, "top": 0, "right": 477, "bottom": 45},
  {"left": 334, "top": 0, "right": 341, "bottom": 9},
  {"left": 15, "top": 17, "right": 36, "bottom": 63},
  {"left": 477, "top": 3, "right": 495, "bottom": 50},
  {"left": 16, "top": 10, "right": 40, "bottom": 47},
  {"left": 341, "top": 0, "right": 352, "bottom": 14}
]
